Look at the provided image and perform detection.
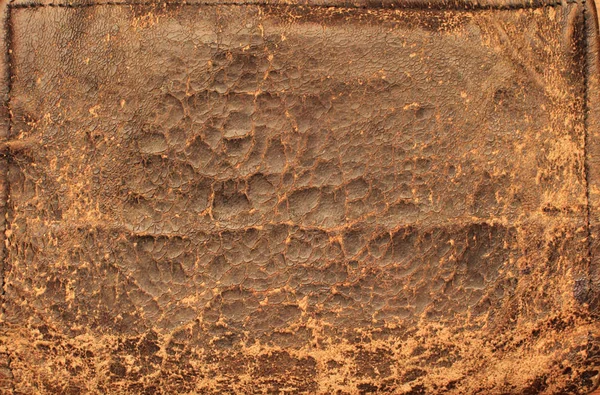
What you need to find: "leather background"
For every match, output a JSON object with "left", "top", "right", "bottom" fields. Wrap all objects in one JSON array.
[{"left": 0, "top": 0, "right": 599, "bottom": 393}]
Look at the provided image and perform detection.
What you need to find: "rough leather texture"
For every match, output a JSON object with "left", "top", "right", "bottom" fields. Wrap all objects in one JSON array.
[{"left": 0, "top": 0, "right": 599, "bottom": 393}]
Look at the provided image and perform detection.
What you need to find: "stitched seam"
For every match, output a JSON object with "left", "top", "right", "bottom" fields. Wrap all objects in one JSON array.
[
  {"left": 583, "top": 2, "right": 594, "bottom": 306},
  {"left": 5, "top": 0, "right": 579, "bottom": 10},
  {"left": 1, "top": 2, "right": 14, "bottom": 391}
]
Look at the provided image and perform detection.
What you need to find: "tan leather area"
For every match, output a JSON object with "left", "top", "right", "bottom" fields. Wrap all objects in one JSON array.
[{"left": 0, "top": 1, "right": 599, "bottom": 393}]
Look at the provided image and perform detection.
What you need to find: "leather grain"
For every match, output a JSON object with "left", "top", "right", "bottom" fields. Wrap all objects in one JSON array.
[{"left": 0, "top": 1, "right": 599, "bottom": 393}]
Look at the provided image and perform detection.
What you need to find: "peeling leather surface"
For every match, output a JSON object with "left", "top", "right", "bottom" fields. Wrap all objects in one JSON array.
[{"left": 0, "top": 1, "right": 600, "bottom": 394}]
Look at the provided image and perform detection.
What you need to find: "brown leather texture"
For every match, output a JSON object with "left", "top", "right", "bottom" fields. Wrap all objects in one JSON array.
[{"left": 0, "top": 0, "right": 600, "bottom": 393}]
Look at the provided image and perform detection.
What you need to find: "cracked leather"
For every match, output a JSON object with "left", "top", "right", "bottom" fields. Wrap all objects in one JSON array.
[{"left": 1, "top": 0, "right": 600, "bottom": 394}]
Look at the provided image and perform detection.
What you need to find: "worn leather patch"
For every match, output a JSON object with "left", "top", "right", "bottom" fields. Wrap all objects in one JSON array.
[{"left": 0, "top": 0, "right": 599, "bottom": 393}]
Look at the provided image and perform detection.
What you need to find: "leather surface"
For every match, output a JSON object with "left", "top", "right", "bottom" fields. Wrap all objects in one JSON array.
[{"left": 0, "top": 1, "right": 599, "bottom": 393}]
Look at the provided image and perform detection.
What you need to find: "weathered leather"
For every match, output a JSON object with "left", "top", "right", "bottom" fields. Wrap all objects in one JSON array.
[{"left": 0, "top": 0, "right": 599, "bottom": 393}]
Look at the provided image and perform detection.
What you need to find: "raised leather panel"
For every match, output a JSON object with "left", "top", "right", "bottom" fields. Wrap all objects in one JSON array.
[{"left": 0, "top": 1, "right": 599, "bottom": 394}]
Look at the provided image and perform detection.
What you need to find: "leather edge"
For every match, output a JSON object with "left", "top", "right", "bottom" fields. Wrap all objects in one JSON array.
[
  {"left": 582, "top": 0, "right": 600, "bottom": 392},
  {"left": 0, "top": 0, "right": 12, "bottom": 390},
  {"left": 6, "top": 0, "right": 571, "bottom": 10}
]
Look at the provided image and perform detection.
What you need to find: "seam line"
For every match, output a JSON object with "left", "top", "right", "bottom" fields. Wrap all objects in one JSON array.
[
  {"left": 1, "top": 2, "right": 14, "bottom": 392},
  {"left": 582, "top": 2, "right": 594, "bottom": 312},
  {"left": 5, "top": 0, "right": 579, "bottom": 10}
]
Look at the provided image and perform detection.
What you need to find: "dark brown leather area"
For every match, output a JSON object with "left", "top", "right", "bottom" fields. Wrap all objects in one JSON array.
[{"left": 0, "top": 1, "right": 599, "bottom": 394}]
